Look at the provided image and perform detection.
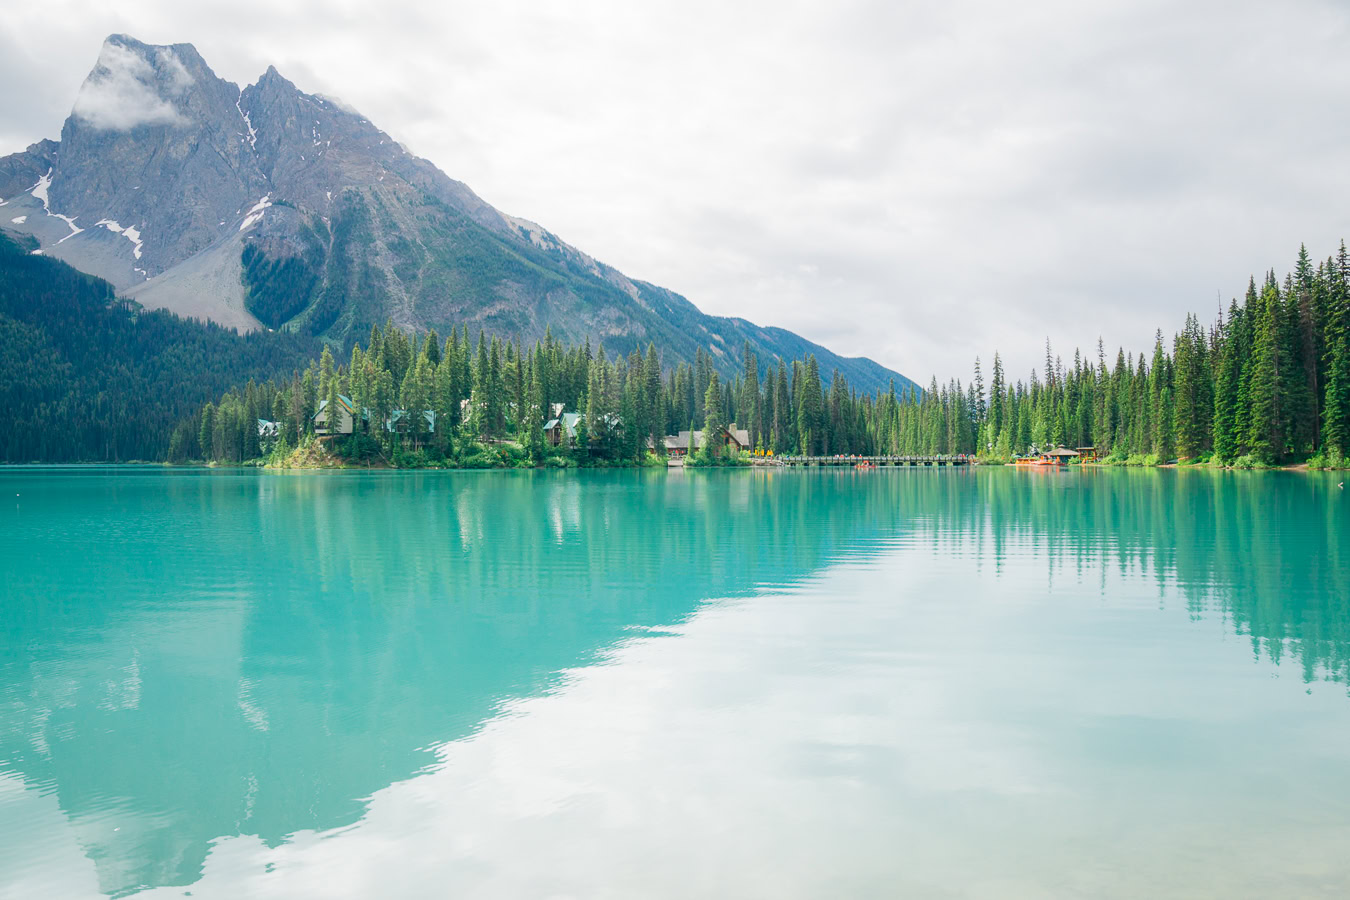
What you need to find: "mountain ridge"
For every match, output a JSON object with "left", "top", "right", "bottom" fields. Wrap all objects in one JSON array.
[{"left": 0, "top": 34, "right": 917, "bottom": 394}]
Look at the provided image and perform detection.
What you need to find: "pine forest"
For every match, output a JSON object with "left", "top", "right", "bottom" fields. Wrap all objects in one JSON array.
[{"left": 177, "top": 241, "right": 1350, "bottom": 470}]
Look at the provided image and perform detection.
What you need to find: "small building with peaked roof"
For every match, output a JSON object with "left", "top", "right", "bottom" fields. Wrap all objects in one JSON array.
[
  {"left": 314, "top": 396, "right": 355, "bottom": 435},
  {"left": 725, "top": 424, "right": 752, "bottom": 453},
  {"left": 654, "top": 424, "right": 752, "bottom": 456},
  {"left": 545, "top": 412, "right": 583, "bottom": 447},
  {"left": 387, "top": 409, "right": 436, "bottom": 434}
]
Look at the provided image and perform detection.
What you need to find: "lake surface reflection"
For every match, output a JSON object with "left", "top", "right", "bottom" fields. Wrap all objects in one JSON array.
[{"left": 1, "top": 467, "right": 1348, "bottom": 898}]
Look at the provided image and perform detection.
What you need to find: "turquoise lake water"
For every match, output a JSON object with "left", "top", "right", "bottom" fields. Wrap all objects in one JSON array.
[{"left": 1, "top": 466, "right": 1348, "bottom": 898}]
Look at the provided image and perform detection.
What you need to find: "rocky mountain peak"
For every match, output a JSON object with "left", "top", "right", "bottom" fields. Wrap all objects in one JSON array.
[
  {"left": 255, "top": 64, "right": 294, "bottom": 90},
  {"left": 0, "top": 36, "right": 914, "bottom": 393},
  {"left": 23, "top": 35, "right": 265, "bottom": 284},
  {"left": 69, "top": 35, "right": 216, "bottom": 133}
]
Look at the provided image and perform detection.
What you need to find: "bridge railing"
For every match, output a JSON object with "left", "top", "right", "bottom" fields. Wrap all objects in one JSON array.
[{"left": 770, "top": 454, "right": 974, "bottom": 465}]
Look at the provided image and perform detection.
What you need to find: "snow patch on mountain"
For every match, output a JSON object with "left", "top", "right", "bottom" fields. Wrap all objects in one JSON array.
[
  {"left": 51, "top": 215, "right": 82, "bottom": 243},
  {"left": 236, "top": 91, "right": 258, "bottom": 150},
  {"left": 30, "top": 169, "right": 51, "bottom": 207},
  {"left": 95, "top": 219, "right": 145, "bottom": 259},
  {"left": 31, "top": 169, "right": 84, "bottom": 243},
  {"left": 239, "top": 196, "right": 272, "bottom": 231},
  {"left": 10, "top": 216, "right": 25, "bottom": 224}
]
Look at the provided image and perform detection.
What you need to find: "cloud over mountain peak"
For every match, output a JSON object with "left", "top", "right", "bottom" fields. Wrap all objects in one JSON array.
[
  {"left": 1, "top": 33, "right": 915, "bottom": 394},
  {"left": 71, "top": 36, "right": 193, "bottom": 131}
]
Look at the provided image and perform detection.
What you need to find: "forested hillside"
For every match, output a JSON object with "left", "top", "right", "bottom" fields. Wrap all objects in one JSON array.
[
  {"left": 0, "top": 230, "right": 320, "bottom": 462},
  {"left": 10, "top": 219, "right": 1345, "bottom": 469},
  {"left": 173, "top": 321, "right": 863, "bottom": 466}
]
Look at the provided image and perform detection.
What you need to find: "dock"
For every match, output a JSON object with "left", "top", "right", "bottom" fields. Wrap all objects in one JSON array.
[{"left": 766, "top": 455, "right": 974, "bottom": 467}]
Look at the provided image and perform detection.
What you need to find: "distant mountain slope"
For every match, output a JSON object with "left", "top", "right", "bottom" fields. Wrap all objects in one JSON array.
[
  {"left": 0, "top": 35, "right": 916, "bottom": 395},
  {"left": 0, "top": 229, "right": 320, "bottom": 462}
]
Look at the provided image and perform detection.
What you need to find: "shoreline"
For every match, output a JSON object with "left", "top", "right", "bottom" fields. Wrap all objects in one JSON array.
[{"left": 4, "top": 460, "right": 1343, "bottom": 473}]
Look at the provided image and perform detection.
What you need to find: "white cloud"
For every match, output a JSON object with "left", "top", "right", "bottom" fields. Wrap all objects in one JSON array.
[
  {"left": 70, "top": 39, "right": 188, "bottom": 130},
  {"left": 314, "top": 92, "right": 359, "bottom": 116},
  {"left": 155, "top": 46, "right": 194, "bottom": 95},
  {"left": 106, "top": 537, "right": 1350, "bottom": 899}
]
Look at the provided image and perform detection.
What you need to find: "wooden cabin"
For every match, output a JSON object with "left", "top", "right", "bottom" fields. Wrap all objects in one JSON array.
[
  {"left": 655, "top": 425, "right": 752, "bottom": 457},
  {"left": 544, "top": 412, "right": 583, "bottom": 447},
  {"left": 723, "top": 424, "right": 752, "bottom": 453},
  {"left": 314, "top": 396, "right": 356, "bottom": 435}
]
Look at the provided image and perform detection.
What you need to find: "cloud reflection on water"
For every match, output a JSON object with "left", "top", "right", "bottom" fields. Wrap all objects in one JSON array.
[
  {"left": 2, "top": 468, "right": 1349, "bottom": 898},
  {"left": 152, "top": 510, "right": 1350, "bottom": 899}
]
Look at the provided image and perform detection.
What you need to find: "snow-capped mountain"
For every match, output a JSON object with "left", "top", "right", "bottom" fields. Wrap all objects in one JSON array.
[{"left": 0, "top": 35, "right": 914, "bottom": 392}]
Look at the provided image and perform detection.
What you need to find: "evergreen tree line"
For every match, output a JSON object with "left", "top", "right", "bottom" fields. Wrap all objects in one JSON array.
[
  {"left": 930, "top": 241, "right": 1349, "bottom": 467},
  {"left": 179, "top": 240, "right": 1350, "bottom": 469},
  {"left": 175, "top": 320, "right": 875, "bottom": 465},
  {"left": 0, "top": 232, "right": 321, "bottom": 463}
]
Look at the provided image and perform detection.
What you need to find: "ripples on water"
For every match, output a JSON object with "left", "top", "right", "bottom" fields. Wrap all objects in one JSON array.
[{"left": 1, "top": 467, "right": 1348, "bottom": 898}]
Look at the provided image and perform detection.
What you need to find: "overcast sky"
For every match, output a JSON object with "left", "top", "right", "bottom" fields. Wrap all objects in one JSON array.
[{"left": 3, "top": 0, "right": 1349, "bottom": 382}]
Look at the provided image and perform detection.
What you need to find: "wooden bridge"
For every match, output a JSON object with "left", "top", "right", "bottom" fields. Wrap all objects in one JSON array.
[{"left": 766, "top": 454, "right": 975, "bottom": 467}]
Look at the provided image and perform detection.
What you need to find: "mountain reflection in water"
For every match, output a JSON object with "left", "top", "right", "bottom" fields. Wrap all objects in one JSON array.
[{"left": 1, "top": 467, "right": 1347, "bottom": 898}]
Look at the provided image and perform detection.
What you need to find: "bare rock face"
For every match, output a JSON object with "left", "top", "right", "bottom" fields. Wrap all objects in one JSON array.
[
  {"left": 50, "top": 36, "right": 268, "bottom": 276},
  {"left": 0, "top": 35, "right": 915, "bottom": 393},
  {"left": 0, "top": 139, "right": 58, "bottom": 201}
]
